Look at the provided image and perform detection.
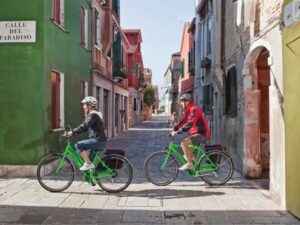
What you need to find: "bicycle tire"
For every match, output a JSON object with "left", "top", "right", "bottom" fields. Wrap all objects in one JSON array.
[
  {"left": 37, "top": 154, "right": 75, "bottom": 192},
  {"left": 199, "top": 150, "right": 234, "bottom": 185},
  {"left": 96, "top": 154, "right": 133, "bottom": 193},
  {"left": 144, "top": 151, "right": 179, "bottom": 186}
]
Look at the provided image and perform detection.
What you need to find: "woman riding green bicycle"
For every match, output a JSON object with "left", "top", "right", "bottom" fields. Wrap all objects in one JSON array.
[{"left": 67, "top": 96, "right": 106, "bottom": 171}]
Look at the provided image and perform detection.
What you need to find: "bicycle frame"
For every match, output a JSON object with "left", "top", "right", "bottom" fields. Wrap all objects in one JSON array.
[
  {"left": 55, "top": 143, "right": 116, "bottom": 184},
  {"left": 161, "top": 141, "right": 218, "bottom": 176}
]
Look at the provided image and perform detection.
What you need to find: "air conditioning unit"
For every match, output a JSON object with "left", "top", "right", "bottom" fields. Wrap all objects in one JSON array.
[
  {"left": 294, "top": 0, "right": 300, "bottom": 21},
  {"left": 284, "top": 0, "right": 300, "bottom": 27}
]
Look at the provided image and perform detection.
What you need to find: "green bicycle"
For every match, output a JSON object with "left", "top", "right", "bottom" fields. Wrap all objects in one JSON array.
[
  {"left": 37, "top": 132, "right": 133, "bottom": 193},
  {"left": 144, "top": 134, "right": 234, "bottom": 186}
]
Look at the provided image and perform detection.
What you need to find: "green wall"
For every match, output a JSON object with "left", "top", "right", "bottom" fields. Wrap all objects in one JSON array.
[
  {"left": 0, "top": 0, "right": 45, "bottom": 165},
  {"left": 42, "top": 0, "right": 92, "bottom": 155},
  {"left": 282, "top": 0, "right": 300, "bottom": 219},
  {"left": 0, "top": 0, "right": 92, "bottom": 165}
]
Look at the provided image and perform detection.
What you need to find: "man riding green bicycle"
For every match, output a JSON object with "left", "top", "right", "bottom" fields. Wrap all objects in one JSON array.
[{"left": 171, "top": 93, "right": 211, "bottom": 171}]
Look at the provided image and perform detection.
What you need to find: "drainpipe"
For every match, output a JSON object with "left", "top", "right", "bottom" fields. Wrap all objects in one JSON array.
[
  {"left": 112, "top": 81, "right": 115, "bottom": 138},
  {"left": 220, "top": 0, "right": 226, "bottom": 75}
]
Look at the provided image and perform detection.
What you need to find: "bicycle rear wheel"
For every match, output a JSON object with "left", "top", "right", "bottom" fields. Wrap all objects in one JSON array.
[
  {"left": 37, "top": 154, "right": 75, "bottom": 192},
  {"left": 144, "top": 151, "right": 178, "bottom": 186},
  {"left": 199, "top": 150, "right": 234, "bottom": 185},
  {"left": 96, "top": 155, "right": 133, "bottom": 193}
]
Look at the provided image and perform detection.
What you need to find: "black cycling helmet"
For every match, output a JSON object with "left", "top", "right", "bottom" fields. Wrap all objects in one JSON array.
[{"left": 179, "top": 93, "right": 192, "bottom": 101}]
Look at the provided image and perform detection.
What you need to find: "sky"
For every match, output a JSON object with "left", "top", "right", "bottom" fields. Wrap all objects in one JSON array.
[{"left": 121, "top": 0, "right": 195, "bottom": 97}]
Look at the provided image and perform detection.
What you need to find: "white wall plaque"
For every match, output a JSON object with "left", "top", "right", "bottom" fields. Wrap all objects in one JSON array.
[{"left": 0, "top": 21, "right": 36, "bottom": 43}]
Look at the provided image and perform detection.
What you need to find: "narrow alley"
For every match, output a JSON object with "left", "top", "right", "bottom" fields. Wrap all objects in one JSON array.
[{"left": 0, "top": 116, "right": 299, "bottom": 225}]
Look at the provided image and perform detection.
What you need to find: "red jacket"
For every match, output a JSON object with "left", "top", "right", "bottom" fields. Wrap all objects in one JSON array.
[{"left": 175, "top": 102, "right": 211, "bottom": 139}]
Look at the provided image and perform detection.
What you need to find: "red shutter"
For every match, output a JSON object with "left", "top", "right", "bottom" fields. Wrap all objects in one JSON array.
[
  {"left": 81, "top": 6, "right": 85, "bottom": 45},
  {"left": 80, "top": 81, "right": 86, "bottom": 121},
  {"left": 54, "top": 0, "right": 61, "bottom": 24},
  {"left": 51, "top": 72, "right": 60, "bottom": 129}
]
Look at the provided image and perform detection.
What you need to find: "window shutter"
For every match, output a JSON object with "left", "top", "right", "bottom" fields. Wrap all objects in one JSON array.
[
  {"left": 188, "top": 51, "right": 191, "bottom": 70},
  {"left": 222, "top": 73, "right": 227, "bottom": 115},
  {"left": 60, "top": 0, "right": 64, "bottom": 27},
  {"left": 181, "top": 60, "right": 184, "bottom": 78},
  {"left": 54, "top": 0, "right": 61, "bottom": 24},
  {"left": 113, "top": 32, "right": 122, "bottom": 77},
  {"left": 229, "top": 67, "right": 237, "bottom": 116},
  {"left": 95, "top": 11, "right": 101, "bottom": 46},
  {"left": 51, "top": 72, "right": 60, "bottom": 129},
  {"left": 81, "top": 6, "right": 85, "bottom": 46}
]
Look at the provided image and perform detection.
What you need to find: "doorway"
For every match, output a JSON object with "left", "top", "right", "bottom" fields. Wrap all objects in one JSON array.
[{"left": 256, "top": 49, "right": 270, "bottom": 185}]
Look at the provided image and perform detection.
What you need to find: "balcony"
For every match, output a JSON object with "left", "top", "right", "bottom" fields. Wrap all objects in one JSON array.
[
  {"left": 201, "top": 57, "right": 211, "bottom": 69},
  {"left": 113, "top": 60, "right": 128, "bottom": 81}
]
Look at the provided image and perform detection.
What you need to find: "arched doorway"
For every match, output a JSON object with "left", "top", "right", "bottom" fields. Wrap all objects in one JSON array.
[
  {"left": 243, "top": 46, "right": 271, "bottom": 190},
  {"left": 256, "top": 49, "right": 270, "bottom": 184}
]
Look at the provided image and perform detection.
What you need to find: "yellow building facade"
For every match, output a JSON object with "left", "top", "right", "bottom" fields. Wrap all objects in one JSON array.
[{"left": 282, "top": 0, "right": 300, "bottom": 218}]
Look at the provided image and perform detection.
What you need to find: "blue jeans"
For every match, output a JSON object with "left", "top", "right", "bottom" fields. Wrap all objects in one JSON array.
[{"left": 75, "top": 138, "right": 107, "bottom": 153}]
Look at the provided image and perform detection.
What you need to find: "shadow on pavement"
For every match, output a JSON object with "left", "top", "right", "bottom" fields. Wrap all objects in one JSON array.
[
  {"left": 0, "top": 205, "right": 299, "bottom": 225},
  {"left": 63, "top": 188, "right": 225, "bottom": 199}
]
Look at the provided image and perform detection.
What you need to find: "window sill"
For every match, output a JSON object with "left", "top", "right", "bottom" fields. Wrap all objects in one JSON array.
[
  {"left": 95, "top": 45, "right": 101, "bottom": 51},
  {"left": 50, "top": 19, "right": 69, "bottom": 33},
  {"left": 81, "top": 44, "right": 90, "bottom": 52},
  {"left": 50, "top": 128, "right": 65, "bottom": 133}
]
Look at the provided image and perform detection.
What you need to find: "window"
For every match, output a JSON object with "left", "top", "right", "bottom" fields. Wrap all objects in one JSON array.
[
  {"left": 81, "top": 6, "right": 88, "bottom": 48},
  {"left": 51, "top": 71, "right": 64, "bottom": 129},
  {"left": 103, "top": 89, "right": 109, "bottom": 129},
  {"left": 96, "top": 86, "right": 101, "bottom": 110},
  {"left": 203, "top": 84, "right": 213, "bottom": 114},
  {"left": 236, "top": 0, "right": 243, "bottom": 27},
  {"left": 52, "top": 0, "right": 64, "bottom": 27},
  {"left": 115, "top": 94, "right": 119, "bottom": 127},
  {"left": 124, "top": 97, "right": 128, "bottom": 123},
  {"left": 224, "top": 67, "right": 237, "bottom": 116},
  {"left": 207, "top": 16, "right": 212, "bottom": 54},
  {"left": 140, "top": 100, "right": 143, "bottom": 111},
  {"left": 134, "top": 98, "right": 137, "bottom": 111},
  {"left": 95, "top": 10, "right": 101, "bottom": 47}
]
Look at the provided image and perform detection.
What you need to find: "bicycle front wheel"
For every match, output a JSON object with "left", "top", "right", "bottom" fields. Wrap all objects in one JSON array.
[
  {"left": 96, "top": 155, "right": 133, "bottom": 193},
  {"left": 144, "top": 151, "right": 178, "bottom": 186},
  {"left": 199, "top": 150, "right": 234, "bottom": 185},
  {"left": 37, "top": 154, "right": 75, "bottom": 192}
]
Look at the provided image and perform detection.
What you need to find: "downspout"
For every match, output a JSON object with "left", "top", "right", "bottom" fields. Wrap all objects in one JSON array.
[
  {"left": 220, "top": 0, "right": 226, "bottom": 75},
  {"left": 90, "top": 4, "right": 95, "bottom": 97}
]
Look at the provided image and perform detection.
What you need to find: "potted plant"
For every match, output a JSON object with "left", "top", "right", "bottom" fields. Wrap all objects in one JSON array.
[
  {"left": 189, "top": 65, "right": 195, "bottom": 75},
  {"left": 201, "top": 57, "right": 211, "bottom": 68}
]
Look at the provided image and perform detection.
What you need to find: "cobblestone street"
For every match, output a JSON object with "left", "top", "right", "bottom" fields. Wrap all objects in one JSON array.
[{"left": 0, "top": 116, "right": 299, "bottom": 225}]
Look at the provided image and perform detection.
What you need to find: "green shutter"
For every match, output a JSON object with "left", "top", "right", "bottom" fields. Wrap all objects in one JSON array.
[
  {"left": 181, "top": 60, "right": 184, "bottom": 78},
  {"left": 113, "top": 32, "right": 122, "bottom": 77}
]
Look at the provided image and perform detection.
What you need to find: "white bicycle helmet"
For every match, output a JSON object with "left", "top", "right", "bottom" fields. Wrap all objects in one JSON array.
[
  {"left": 81, "top": 96, "right": 97, "bottom": 106},
  {"left": 179, "top": 93, "right": 192, "bottom": 101}
]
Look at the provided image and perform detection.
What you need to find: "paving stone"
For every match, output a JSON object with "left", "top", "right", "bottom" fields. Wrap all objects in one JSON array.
[{"left": 122, "top": 210, "right": 148, "bottom": 223}]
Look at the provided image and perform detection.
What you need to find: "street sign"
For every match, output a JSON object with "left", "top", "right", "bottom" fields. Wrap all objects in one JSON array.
[{"left": 0, "top": 21, "right": 36, "bottom": 43}]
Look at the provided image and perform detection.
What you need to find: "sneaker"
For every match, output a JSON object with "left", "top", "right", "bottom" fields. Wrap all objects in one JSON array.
[
  {"left": 183, "top": 154, "right": 188, "bottom": 161},
  {"left": 80, "top": 162, "right": 95, "bottom": 171},
  {"left": 179, "top": 163, "right": 193, "bottom": 171},
  {"left": 183, "top": 154, "right": 195, "bottom": 162}
]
